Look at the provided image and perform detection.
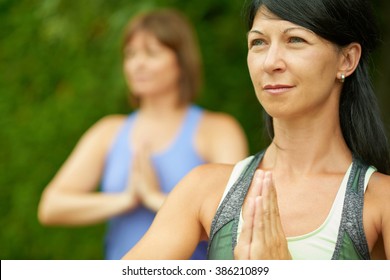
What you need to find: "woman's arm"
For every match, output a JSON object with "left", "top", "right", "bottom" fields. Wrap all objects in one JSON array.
[
  {"left": 37, "top": 115, "right": 138, "bottom": 226},
  {"left": 365, "top": 172, "right": 390, "bottom": 259},
  {"left": 122, "top": 163, "right": 232, "bottom": 259},
  {"left": 382, "top": 203, "right": 390, "bottom": 260},
  {"left": 122, "top": 166, "right": 206, "bottom": 259}
]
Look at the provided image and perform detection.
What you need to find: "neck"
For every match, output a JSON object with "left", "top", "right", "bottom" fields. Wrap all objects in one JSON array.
[
  {"left": 263, "top": 110, "right": 352, "bottom": 176},
  {"left": 138, "top": 90, "right": 187, "bottom": 119}
]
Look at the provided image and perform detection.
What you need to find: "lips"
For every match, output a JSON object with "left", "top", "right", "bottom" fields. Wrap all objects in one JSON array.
[
  {"left": 263, "top": 84, "right": 295, "bottom": 94},
  {"left": 131, "top": 76, "right": 151, "bottom": 83}
]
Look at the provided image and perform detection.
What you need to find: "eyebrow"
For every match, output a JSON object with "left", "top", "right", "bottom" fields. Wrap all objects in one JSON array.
[{"left": 247, "top": 26, "right": 314, "bottom": 37}]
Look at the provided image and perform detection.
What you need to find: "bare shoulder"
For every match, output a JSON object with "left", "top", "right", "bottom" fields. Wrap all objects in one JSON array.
[
  {"left": 366, "top": 172, "right": 390, "bottom": 201},
  {"left": 366, "top": 172, "right": 390, "bottom": 259},
  {"left": 82, "top": 114, "right": 128, "bottom": 148},
  {"left": 41, "top": 114, "right": 130, "bottom": 194},
  {"left": 196, "top": 110, "right": 248, "bottom": 163},
  {"left": 91, "top": 114, "right": 128, "bottom": 136},
  {"left": 64, "top": 114, "right": 129, "bottom": 164},
  {"left": 176, "top": 163, "right": 235, "bottom": 198},
  {"left": 172, "top": 162, "right": 236, "bottom": 236},
  {"left": 365, "top": 172, "right": 390, "bottom": 226},
  {"left": 200, "top": 110, "right": 244, "bottom": 132}
]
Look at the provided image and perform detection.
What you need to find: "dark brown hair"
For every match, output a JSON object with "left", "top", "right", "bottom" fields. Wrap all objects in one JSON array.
[{"left": 245, "top": 0, "right": 389, "bottom": 174}]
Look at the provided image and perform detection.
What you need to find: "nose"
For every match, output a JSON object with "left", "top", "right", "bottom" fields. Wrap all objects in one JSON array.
[
  {"left": 124, "top": 52, "right": 147, "bottom": 76},
  {"left": 129, "top": 52, "right": 145, "bottom": 69},
  {"left": 263, "top": 43, "right": 286, "bottom": 74}
]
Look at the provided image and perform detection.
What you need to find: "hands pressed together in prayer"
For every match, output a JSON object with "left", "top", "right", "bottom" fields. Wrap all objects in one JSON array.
[
  {"left": 122, "top": 143, "right": 165, "bottom": 212},
  {"left": 234, "top": 170, "right": 292, "bottom": 260}
]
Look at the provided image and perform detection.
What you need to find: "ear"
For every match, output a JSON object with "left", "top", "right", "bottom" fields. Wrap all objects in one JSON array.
[{"left": 337, "top": 43, "right": 362, "bottom": 80}]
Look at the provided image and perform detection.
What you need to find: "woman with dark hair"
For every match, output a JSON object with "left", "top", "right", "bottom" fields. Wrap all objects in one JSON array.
[
  {"left": 37, "top": 8, "right": 248, "bottom": 260},
  {"left": 122, "top": 0, "right": 390, "bottom": 260}
]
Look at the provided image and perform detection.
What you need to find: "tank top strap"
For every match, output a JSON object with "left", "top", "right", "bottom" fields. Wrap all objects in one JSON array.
[
  {"left": 207, "top": 151, "right": 264, "bottom": 258},
  {"left": 105, "top": 111, "right": 137, "bottom": 157},
  {"left": 331, "top": 156, "right": 372, "bottom": 260},
  {"left": 101, "top": 111, "right": 138, "bottom": 193},
  {"left": 177, "top": 105, "right": 204, "bottom": 142}
]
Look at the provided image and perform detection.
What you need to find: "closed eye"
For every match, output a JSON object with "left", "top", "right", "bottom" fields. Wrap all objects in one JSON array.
[{"left": 124, "top": 49, "right": 135, "bottom": 58}]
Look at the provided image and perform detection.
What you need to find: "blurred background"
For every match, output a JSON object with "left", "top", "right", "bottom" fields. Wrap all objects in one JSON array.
[{"left": 1, "top": 0, "right": 389, "bottom": 259}]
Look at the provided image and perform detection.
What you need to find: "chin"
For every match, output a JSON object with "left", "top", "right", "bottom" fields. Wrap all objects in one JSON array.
[
  {"left": 262, "top": 107, "right": 294, "bottom": 120},
  {"left": 131, "top": 89, "right": 156, "bottom": 97}
]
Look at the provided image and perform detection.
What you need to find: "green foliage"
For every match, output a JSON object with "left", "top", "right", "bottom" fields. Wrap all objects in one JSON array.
[{"left": 0, "top": 0, "right": 389, "bottom": 259}]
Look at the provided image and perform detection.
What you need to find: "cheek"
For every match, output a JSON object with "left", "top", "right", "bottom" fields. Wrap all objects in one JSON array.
[
  {"left": 304, "top": 49, "right": 338, "bottom": 78},
  {"left": 247, "top": 53, "right": 260, "bottom": 84},
  {"left": 160, "top": 58, "right": 180, "bottom": 82},
  {"left": 122, "top": 60, "right": 132, "bottom": 80},
  {"left": 247, "top": 56, "right": 266, "bottom": 105}
]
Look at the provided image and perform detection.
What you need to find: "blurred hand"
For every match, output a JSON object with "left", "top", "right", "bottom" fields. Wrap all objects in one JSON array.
[
  {"left": 121, "top": 163, "right": 141, "bottom": 212},
  {"left": 132, "top": 143, "right": 165, "bottom": 211},
  {"left": 234, "top": 170, "right": 291, "bottom": 260}
]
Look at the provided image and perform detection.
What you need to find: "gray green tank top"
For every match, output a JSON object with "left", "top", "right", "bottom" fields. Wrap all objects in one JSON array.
[{"left": 207, "top": 151, "right": 373, "bottom": 260}]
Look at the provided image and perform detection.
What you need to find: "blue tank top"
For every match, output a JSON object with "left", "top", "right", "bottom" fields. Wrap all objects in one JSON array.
[{"left": 101, "top": 105, "right": 207, "bottom": 259}]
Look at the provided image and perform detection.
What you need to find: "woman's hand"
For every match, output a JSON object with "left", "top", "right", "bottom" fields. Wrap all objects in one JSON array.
[
  {"left": 122, "top": 172, "right": 141, "bottom": 212},
  {"left": 235, "top": 170, "right": 292, "bottom": 259},
  {"left": 132, "top": 144, "right": 166, "bottom": 212}
]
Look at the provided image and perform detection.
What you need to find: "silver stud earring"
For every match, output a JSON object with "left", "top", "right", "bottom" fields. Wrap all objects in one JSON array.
[{"left": 340, "top": 73, "right": 345, "bottom": 83}]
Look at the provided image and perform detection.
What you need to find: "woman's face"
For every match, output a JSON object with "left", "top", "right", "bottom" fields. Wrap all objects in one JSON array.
[
  {"left": 123, "top": 30, "right": 180, "bottom": 99},
  {"left": 247, "top": 7, "right": 343, "bottom": 120}
]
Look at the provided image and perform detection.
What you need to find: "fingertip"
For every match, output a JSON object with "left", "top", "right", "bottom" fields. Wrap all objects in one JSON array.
[
  {"left": 264, "top": 170, "right": 272, "bottom": 180},
  {"left": 263, "top": 171, "right": 274, "bottom": 190},
  {"left": 253, "top": 169, "right": 264, "bottom": 182}
]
